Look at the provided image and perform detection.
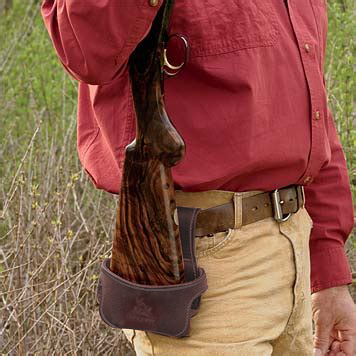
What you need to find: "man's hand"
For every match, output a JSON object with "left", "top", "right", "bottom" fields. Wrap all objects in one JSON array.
[{"left": 312, "top": 285, "right": 356, "bottom": 356}]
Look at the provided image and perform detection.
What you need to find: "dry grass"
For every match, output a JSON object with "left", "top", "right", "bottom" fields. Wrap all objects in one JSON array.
[
  {"left": 0, "top": 0, "right": 355, "bottom": 355},
  {"left": 0, "top": 107, "right": 135, "bottom": 354},
  {"left": 0, "top": 116, "right": 354, "bottom": 354}
]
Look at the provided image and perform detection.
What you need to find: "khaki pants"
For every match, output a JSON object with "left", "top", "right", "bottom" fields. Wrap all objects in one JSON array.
[{"left": 122, "top": 189, "right": 314, "bottom": 355}]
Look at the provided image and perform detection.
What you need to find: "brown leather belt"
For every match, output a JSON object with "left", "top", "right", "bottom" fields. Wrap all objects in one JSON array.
[{"left": 175, "top": 184, "right": 305, "bottom": 237}]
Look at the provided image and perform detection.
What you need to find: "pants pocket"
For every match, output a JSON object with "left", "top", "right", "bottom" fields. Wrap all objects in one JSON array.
[
  {"left": 303, "top": 207, "right": 314, "bottom": 229},
  {"left": 194, "top": 228, "right": 234, "bottom": 259},
  {"left": 274, "top": 207, "right": 314, "bottom": 354},
  {"left": 122, "top": 328, "right": 154, "bottom": 356}
]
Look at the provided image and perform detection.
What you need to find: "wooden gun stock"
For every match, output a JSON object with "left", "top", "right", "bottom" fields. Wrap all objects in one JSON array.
[{"left": 109, "top": 0, "right": 187, "bottom": 285}]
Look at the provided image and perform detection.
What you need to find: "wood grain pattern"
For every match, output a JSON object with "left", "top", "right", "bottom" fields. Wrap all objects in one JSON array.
[{"left": 110, "top": 0, "right": 187, "bottom": 285}]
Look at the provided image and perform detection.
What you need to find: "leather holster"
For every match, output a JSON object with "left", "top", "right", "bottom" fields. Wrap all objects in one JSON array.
[{"left": 97, "top": 206, "right": 208, "bottom": 338}]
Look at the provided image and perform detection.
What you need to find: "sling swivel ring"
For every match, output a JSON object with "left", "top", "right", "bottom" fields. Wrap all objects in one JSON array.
[{"left": 163, "top": 34, "right": 189, "bottom": 77}]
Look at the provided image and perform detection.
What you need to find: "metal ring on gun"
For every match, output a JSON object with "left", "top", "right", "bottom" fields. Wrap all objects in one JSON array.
[{"left": 163, "top": 34, "right": 189, "bottom": 78}]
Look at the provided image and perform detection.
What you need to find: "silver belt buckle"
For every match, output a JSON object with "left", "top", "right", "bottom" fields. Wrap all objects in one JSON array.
[{"left": 271, "top": 189, "right": 292, "bottom": 222}]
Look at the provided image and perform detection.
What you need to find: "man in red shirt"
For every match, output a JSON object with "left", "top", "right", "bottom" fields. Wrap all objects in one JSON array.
[{"left": 41, "top": 0, "right": 355, "bottom": 355}]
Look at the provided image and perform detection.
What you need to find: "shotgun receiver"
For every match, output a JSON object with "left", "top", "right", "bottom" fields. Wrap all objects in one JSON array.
[{"left": 109, "top": 0, "right": 187, "bottom": 285}]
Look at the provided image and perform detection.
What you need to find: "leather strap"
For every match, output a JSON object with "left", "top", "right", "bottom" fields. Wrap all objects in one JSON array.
[
  {"left": 177, "top": 185, "right": 305, "bottom": 237},
  {"left": 97, "top": 206, "right": 208, "bottom": 337}
]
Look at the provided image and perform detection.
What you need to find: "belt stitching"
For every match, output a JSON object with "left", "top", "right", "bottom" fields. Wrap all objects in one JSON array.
[{"left": 196, "top": 185, "right": 303, "bottom": 235}]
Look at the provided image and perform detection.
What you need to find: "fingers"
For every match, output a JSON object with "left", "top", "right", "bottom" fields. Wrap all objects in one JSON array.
[
  {"left": 327, "top": 340, "right": 342, "bottom": 356},
  {"left": 312, "top": 287, "right": 356, "bottom": 356},
  {"left": 326, "top": 330, "right": 355, "bottom": 356},
  {"left": 338, "top": 332, "right": 354, "bottom": 356},
  {"left": 313, "top": 314, "right": 333, "bottom": 355},
  {"left": 330, "top": 340, "right": 342, "bottom": 352}
]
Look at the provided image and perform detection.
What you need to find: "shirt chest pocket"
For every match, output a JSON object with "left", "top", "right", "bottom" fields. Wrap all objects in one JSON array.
[{"left": 168, "top": 0, "right": 280, "bottom": 58}]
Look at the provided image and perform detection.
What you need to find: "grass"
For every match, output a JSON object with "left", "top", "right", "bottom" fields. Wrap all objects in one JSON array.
[{"left": 0, "top": 0, "right": 355, "bottom": 354}]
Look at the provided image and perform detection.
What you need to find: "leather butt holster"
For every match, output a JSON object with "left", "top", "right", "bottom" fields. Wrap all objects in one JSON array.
[{"left": 97, "top": 206, "right": 208, "bottom": 338}]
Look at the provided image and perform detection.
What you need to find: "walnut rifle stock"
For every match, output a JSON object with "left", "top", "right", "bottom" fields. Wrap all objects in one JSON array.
[{"left": 109, "top": 0, "right": 187, "bottom": 285}]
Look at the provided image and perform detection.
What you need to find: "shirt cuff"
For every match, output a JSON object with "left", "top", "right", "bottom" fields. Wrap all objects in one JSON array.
[{"left": 310, "top": 246, "right": 353, "bottom": 293}]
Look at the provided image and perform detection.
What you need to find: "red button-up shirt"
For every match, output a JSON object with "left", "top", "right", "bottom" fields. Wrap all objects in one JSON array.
[{"left": 41, "top": 0, "right": 354, "bottom": 293}]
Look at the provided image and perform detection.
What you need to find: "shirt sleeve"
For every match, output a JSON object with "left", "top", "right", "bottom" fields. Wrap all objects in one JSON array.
[
  {"left": 304, "top": 107, "right": 354, "bottom": 294},
  {"left": 40, "top": 0, "right": 163, "bottom": 85}
]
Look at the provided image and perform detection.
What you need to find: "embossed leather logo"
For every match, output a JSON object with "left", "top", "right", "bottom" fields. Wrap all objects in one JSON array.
[{"left": 127, "top": 297, "right": 155, "bottom": 323}]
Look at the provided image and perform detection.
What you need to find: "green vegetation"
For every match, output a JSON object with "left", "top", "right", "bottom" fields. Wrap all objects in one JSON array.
[
  {"left": 325, "top": 0, "right": 355, "bottom": 182},
  {"left": 0, "top": 0, "right": 354, "bottom": 354}
]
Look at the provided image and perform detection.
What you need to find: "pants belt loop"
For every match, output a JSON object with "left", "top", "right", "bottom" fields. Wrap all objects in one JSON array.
[
  {"left": 233, "top": 192, "right": 243, "bottom": 229},
  {"left": 300, "top": 185, "right": 306, "bottom": 209}
]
